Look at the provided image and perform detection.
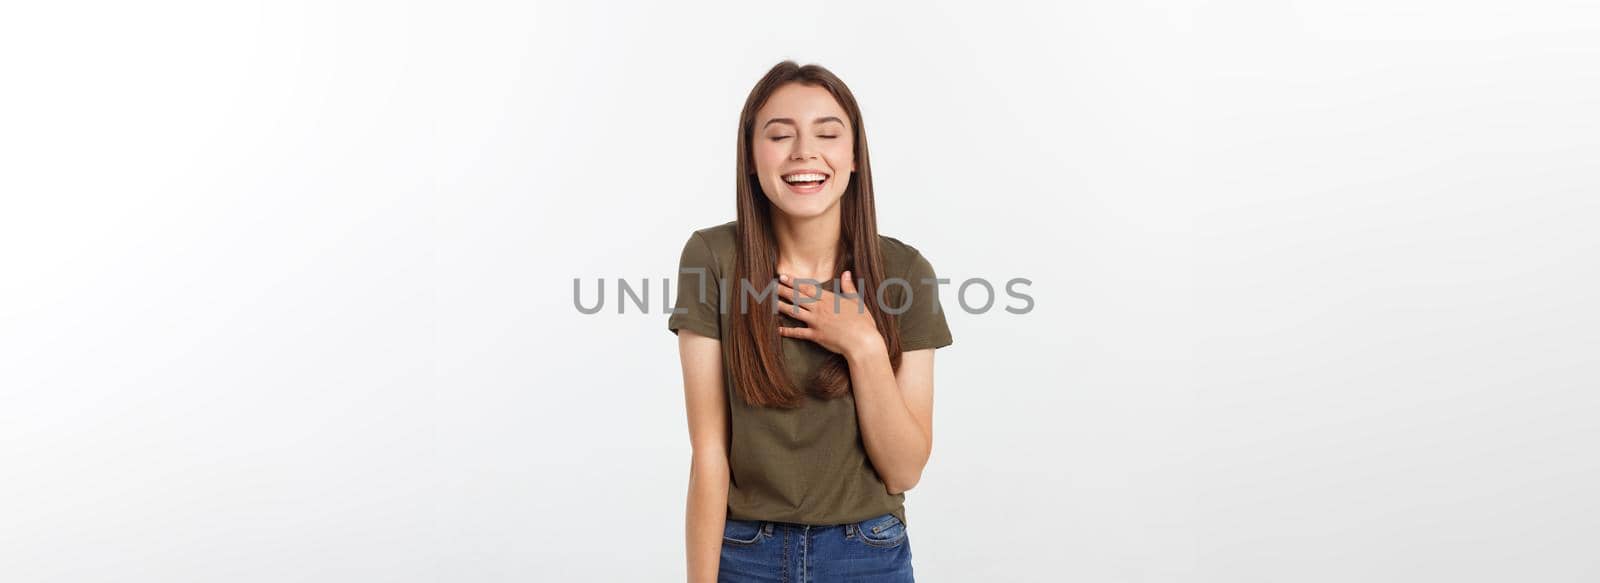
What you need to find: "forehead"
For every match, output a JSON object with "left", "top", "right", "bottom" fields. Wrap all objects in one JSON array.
[{"left": 756, "top": 83, "right": 849, "bottom": 127}]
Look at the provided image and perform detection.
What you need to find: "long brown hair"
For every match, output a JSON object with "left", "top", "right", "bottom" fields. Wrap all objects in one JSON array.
[{"left": 728, "top": 60, "right": 903, "bottom": 409}]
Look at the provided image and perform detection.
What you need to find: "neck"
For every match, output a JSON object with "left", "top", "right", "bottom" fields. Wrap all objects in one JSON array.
[{"left": 770, "top": 203, "right": 843, "bottom": 281}]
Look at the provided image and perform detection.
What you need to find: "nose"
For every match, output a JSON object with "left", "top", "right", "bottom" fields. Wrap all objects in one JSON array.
[{"left": 789, "top": 136, "right": 820, "bottom": 160}]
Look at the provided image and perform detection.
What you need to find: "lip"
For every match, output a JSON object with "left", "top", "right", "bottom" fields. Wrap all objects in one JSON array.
[{"left": 781, "top": 169, "right": 830, "bottom": 195}]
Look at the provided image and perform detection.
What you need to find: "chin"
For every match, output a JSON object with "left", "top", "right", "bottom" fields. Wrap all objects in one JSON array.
[{"left": 769, "top": 195, "right": 843, "bottom": 220}]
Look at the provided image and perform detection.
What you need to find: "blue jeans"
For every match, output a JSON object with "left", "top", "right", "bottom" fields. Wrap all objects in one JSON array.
[{"left": 718, "top": 512, "right": 914, "bottom": 582}]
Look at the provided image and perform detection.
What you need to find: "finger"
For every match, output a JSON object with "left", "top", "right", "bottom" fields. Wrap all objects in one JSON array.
[
  {"left": 792, "top": 275, "right": 817, "bottom": 299},
  {"left": 840, "top": 270, "right": 858, "bottom": 295},
  {"left": 776, "top": 273, "right": 804, "bottom": 296},
  {"left": 774, "top": 299, "right": 811, "bottom": 319},
  {"left": 800, "top": 283, "right": 824, "bottom": 303},
  {"left": 779, "top": 274, "right": 825, "bottom": 303},
  {"left": 777, "top": 326, "right": 816, "bottom": 341}
]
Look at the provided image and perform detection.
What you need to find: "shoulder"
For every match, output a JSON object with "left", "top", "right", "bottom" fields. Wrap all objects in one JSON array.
[
  {"left": 687, "top": 220, "right": 737, "bottom": 255},
  {"left": 877, "top": 232, "right": 954, "bottom": 349},
  {"left": 876, "top": 232, "right": 935, "bottom": 278},
  {"left": 677, "top": 220, "right": 737, "bottom": 275}
]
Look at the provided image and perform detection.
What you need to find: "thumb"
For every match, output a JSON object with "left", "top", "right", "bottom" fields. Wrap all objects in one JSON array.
[{"left": 841, "top": 270, "right": 857, "bottom": 294}]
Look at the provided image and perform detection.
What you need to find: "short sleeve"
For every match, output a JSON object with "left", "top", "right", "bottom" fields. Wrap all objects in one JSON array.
[
  {"left": 896, "top": 251, "right": 953, "bottom": 351},
  {"left": 667, "top": 231, "right": 722, "bottom": 339}
]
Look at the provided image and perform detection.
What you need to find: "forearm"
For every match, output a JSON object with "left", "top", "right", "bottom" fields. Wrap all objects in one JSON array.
[
  {"left": 845, "top": 340, "right": 931, "bottom": 493},
  {"left": 686, "top": 453, "right": 729, "bottom": 583}
]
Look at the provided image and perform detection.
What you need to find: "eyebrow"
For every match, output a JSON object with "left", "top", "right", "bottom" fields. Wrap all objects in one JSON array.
[{"left": 761, "top": 116, "right": 846, "bottom": 130}]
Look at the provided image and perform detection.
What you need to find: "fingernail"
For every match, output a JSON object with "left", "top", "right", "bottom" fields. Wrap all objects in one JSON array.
[{"left": 778, "top": 273, "right": 789, "bottom": 282}]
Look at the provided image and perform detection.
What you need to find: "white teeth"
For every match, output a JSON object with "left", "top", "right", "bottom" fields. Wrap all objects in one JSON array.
[{"left": 783, "top": 173, "right": 827, "bottom": 184}]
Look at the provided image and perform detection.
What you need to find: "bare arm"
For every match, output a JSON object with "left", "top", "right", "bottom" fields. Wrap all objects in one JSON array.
[
  {"left": 845, "top": 345, "right": 935, "bottom": 494},
  {"left": 679, "top": 329, "right": 730, "bottom": 583}
]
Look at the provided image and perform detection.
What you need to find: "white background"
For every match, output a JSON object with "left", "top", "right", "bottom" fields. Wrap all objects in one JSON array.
[{"left": 3, "top": 1, "right": 1597, "bottom": 581}]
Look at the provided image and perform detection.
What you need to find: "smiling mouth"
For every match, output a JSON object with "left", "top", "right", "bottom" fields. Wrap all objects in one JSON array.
[{"left": 781, "top": 171, "right": 830, "bottom": 194}]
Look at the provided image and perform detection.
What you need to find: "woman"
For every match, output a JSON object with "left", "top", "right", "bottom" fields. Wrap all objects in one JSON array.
[{"left": 669, "top": 60, "right": 953, "bottom": 582}]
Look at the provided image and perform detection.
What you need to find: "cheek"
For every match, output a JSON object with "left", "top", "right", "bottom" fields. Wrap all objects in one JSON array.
[
  {"left": 827, "top": 145, "right": 854, "bottom": 173},
  {"left": 752, "top": 143, "right": 786, "bottom": 174}
]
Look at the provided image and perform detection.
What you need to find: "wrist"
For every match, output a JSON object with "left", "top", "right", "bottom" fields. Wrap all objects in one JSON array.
[{"left": 844, "top": 332, "right": 888, "bottom": 363}]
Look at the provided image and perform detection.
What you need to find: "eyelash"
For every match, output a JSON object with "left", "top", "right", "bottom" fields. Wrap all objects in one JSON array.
[{"left": 770, "top": 135, "right": 839, "bottom": 141}]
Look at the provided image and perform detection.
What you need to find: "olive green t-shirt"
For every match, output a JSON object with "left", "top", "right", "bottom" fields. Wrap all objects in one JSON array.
[{"left": 667, "top": 220, "right": 953, "bottom": 528}]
